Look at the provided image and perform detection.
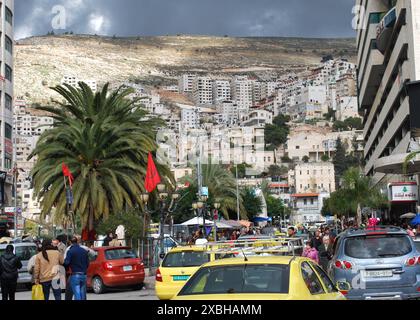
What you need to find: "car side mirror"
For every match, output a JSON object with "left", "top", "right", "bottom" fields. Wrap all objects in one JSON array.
[
  {"left": 336, "top": 281, "right": 351, "bottom": 292},
  {"left": 159, "top": 253, "right": 166, "bottom": 260}
]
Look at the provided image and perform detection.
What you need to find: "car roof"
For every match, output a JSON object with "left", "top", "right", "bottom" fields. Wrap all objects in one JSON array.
[
  {"left": 93, "top": 246, "right": 131, "bottom": 251},
  {"left": 198, "top": 255, "right": 304, "bottom": 267},
  {"left": 166, "top": 246, "right": 206, "bottom": 253},
  {"left": 338, "top": 226, "right": 407, "bottom": 238},
  {"left": 0, "top": 242, "right": 37, "bottom": 248}
]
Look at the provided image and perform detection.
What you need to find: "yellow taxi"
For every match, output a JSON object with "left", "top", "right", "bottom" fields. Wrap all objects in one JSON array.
[
  {"left": 155, "top": 245, "right": 234, "bottom": 300},
  {"left": 172, "top": 255, "right": 346, "bottom": 300}
]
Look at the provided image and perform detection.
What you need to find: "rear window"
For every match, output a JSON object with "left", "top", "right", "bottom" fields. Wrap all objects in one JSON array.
[
  {"left": 0, "top": 246, "right": 37, "bottom": 261},
  {"left": 162, "top": 251, "right": 210, "bottom": 268},
  {"left": 105, "top": 249, "right": 137, "bottom": 261},
  {"left": 415, "top": 242, "right": 420, "bottom": 252},
  {"left": 179, "top": 264, "right": 290, "bottom": 295},
  {"left": 344, "top": 235, "right": 413, "bottom": 259}
]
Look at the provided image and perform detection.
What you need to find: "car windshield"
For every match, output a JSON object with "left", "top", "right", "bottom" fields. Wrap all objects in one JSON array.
[
  {"left": 179, "top": 264, "right": 290, "bottom": 295},
  {"left": 344, "top": 235, "right": 412, "bottom": 259},
  {"left": 105, "top": 249, "right": 137, "bottom": 260},
  {"left": 162, "top": 251, "right": 210, "bottom": 267},
  {"left": 0, "top": 246, "right": 37, "bottom": 261}
]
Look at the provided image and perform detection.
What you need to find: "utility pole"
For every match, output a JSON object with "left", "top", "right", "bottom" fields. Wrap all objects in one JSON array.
[{"left": 236, "top": 164, "right": 240, "bottom": 221}]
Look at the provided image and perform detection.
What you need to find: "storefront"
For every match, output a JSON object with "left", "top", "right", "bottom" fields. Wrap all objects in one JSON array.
[{"left": 388, "top": 182, "right": 419, "bottom": 220}]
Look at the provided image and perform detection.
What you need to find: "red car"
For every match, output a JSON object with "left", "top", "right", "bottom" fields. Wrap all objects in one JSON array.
[{"left": 87, "top": 246, "right": 145, "bottom": 294}]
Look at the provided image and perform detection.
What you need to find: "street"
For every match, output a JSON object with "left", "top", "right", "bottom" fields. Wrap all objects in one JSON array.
[{"left": 14, "top": 276, "right": 158, "bottom": 301}]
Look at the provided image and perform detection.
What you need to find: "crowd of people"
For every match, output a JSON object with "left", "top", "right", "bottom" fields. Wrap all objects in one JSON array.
[{"left": 0, "top": 231, "right": 124, "bottom": 301}]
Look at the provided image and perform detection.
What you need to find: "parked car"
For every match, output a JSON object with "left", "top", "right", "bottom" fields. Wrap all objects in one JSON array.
[
  {"left": 0, "top": 242, "right": 37, "bottom": 289},
  {"left": 87, "top": 246, "right": 145, "bottom": 294},
  {"left": 328, "top": 226, "right": 420, "bottom": 300},
  {"left": 173, "top": 256, "right": 346, "bottom": 300}
]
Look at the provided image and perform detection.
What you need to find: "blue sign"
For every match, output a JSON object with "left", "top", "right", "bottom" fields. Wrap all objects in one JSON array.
[{"left": 201, "top": 187, "right": 209, "bottom": 197}]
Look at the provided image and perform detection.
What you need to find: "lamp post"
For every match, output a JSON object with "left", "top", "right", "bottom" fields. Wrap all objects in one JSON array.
[{"left": 213, "top": 202, "right": 221, "bottom": 241}]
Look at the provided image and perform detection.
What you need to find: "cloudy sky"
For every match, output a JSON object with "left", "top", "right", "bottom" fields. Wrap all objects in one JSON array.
[{"left": 15, "top": 0, "right": 356, "bottom": 40}]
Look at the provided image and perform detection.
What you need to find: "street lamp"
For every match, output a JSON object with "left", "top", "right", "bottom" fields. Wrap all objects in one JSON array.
[{"left": 213, "top": 202, "right": 221, "bottom": 241}]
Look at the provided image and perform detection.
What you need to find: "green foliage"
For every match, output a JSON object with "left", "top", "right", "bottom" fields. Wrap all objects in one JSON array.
[
  {"left": 180, "top": 164, "right": 246, "bottom": 220},
  {"left": 323, "top": 108, "right": 336, "bottom": 121},
  {"left": 333, "top": 137, "right": 362, "bottom": 186},
  {"left": 267, "top": 165, "right": 288, "bottom": 177},
  {"left": 265, "top": 114, "right": 291, "bottom": 148},
  {"left": 96, "top": 209, "right": 143, "bottom": 240},
  {"left": 266, "top": 196, "right": 285, "bottom": 218},
  {"left": 29, "top": 82, "right": 171, "bottom": 230},
  {"left": 242, "top": 188, "right": 262, "bottom": 220},
  {"left": 333, "top": 117, "right": 363, "bottom": 132},
  {"left": 171, "top": 189, "right": 197, "bottom": 224},
  {"left": 321, "top": 154, "right": 330, "bottom": 162},
  {"left": 322, "top": 167, "right": 389, "bottom": 218},
  {"left": 230, "top": 163, "right": 252, "bottom": 179},
  {"left": 302, "top": 156, "right": 310, "bottom": 163}
]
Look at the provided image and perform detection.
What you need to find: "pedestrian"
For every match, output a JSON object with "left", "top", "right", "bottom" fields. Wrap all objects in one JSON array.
[
  {"left": 302, "top": 241, "right": 319, "bottom": 264},
  {"left": 287, "top": 227, "right": 296, "bottom": 238},
  {"left": 54, "top": 235, "right": 68, "bottom": 255},
  {"left": 0, "top": 245, "right": 22, "bottom": 301},
  {"left": 406, "top": 225, "right": 415, "bottom": 238},
  {"left": 310, "top": 230, "right": 323, "bottom": 250},
  {"left": 318, "top": 236, "right": 334, "bottom": 271},
  {"left": 64, "top": 236, "right": 90, "bottom": 301},
  {"left": 27, "top": 246, "right": 42, "bottom": 284},
  {"left": 102, "top": 232, "right": 113, "bottom": 247},
  {"left": 109, "top": 234, "right": 122, "bottom": 247},
  {"left": 34, "top": 240, "right": 64, "bottom": 301}
]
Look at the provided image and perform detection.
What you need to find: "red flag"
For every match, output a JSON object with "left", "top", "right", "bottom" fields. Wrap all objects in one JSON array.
[
  {"left": 145, "top": 152, "right": 161, "bottom": 193},
  {"left": 62, "top": 163, "right": 74, "bottom": 188}
]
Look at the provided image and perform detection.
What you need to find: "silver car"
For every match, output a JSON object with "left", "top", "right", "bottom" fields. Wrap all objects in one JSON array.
[
  {"left": 328, "top": 226, "right": 420, "bottom": 300},
  {"left": 0, "top": 242, "right": 38, "bottom": 289}
]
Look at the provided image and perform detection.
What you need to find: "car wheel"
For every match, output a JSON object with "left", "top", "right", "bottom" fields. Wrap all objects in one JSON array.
[
  {"left": 132, "top": 283, "right": 144, "bottom": 291},
  {"left": 92, "top": 276, "right": 106, "bottom": 294}
]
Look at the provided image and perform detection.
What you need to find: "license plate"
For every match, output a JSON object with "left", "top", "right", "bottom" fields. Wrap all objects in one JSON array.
[
  {"left": 364, "top": 270, "right": 393, "bottom": 278},
  {"left": 123, "top": 265, "right": 133, "bottom": 272},
  {"left": 173, "top": 275, "right": 190, "bottom": 281}
]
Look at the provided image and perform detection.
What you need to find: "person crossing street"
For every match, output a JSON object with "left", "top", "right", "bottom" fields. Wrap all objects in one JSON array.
[{"left": 0, "top": 245, "right": 22, "bottom": 301}]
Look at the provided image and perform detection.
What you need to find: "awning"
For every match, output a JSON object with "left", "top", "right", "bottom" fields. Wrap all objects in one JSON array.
[{"left": 252, "top": 217, "right": 272, "bottom": 223}]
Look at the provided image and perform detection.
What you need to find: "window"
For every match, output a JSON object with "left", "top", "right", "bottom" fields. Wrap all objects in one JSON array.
[
  {"left": 5, "top": 65, "right": 13, "bottom": 82},
  {"left": 5, "top": 123, "right": 13, "bottom": 139},
  {"left": 178, "top": 264, "right": 290, "bottom": 296},
  {"left": 5, "top": 35, "right": 13, "bottom": 54},
  {"left": 304, "top": 199, "right": 307, "bottom": 205},
  {"left": 162, "top": 251, "right": 210, "bottom": 268},
  {"left": 301, "top": 262, "right": 325, "bottom": 295},
  {"left": 105, "top": 248, "right": 138, "bottom": 260},
  {"left": 5, "top": 6, "right": 13, "bottom": 25},
  {"left": 310, "top": 263, "right": 337, "bottom": 293},
  {"left": 5, "top": 94, "right": 12, "bottom": 111}
]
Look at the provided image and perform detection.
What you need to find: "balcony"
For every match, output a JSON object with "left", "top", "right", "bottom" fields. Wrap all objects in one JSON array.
[{"left": 376, "top": 7, "right": 397, "bottom": 53}]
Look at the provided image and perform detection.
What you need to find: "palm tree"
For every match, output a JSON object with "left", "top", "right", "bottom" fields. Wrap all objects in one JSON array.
[
  {"left": 181, "top": 164, "right": 247, "bottom": 219},
  {"left": 29, "top": 82, "right": 171, "bottom": 231}
]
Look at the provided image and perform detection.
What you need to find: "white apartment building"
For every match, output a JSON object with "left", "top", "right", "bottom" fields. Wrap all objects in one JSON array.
[
  {"left": 288, "top": 162, "right": 336, "bottom": 194},
  {"left": 180, "top": 106, "right": 200, "bottom": 129},
  {"left": 286, "top": 124, "right": 364, "bottom": 161},
  {"left": 336, "top": 96, "right": 360, "bottom": 121},
  {"left": 192, "top": 77, "right": 213, "bottom": 105},
  {"left": 213, "top": 80, "right": 231, "bottom": 103},
  {"left": 242, "top": 109, "right": 273, "bottom": 127},
  {"left": 232, "top": 76, "right": 254, "bottom": 119},
  {"left": 215, "top": 100, "right": 239, "bottom": 126},
  {"left": 62, "top": 75, "right": 97, "bottom": 92},
  {"left": 0, "top": 0, "right": 14, "bottom": 210},
  {"left": 336, "top": 73, "right": 357, "bottom": 97},
  {"left": 178, "top": 74, "right": 196, "bottom": 93}
]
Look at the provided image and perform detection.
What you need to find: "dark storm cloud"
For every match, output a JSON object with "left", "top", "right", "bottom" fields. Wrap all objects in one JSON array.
[{"left": 14, "top": 0, "right": 356, "bottom": 40}]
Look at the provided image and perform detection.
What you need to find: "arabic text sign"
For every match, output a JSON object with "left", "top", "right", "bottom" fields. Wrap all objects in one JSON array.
[{"left": 391, "top": 185, "right": 418, "bottom": 202}]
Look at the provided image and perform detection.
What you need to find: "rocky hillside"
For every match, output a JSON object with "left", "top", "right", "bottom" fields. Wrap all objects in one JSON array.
[{"left": 14, "top": 35, "right": 357, "bottom": 104}]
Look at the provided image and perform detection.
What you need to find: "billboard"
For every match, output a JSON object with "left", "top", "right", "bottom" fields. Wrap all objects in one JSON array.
[{"left": 390, "top": 184, "right": 418, "bottom": 202}]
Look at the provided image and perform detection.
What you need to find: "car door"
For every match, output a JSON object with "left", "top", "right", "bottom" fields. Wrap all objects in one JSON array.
[
  {"left": 86, "top": 250, "right": 99, "bottom": 287},
  {"left": 309, "top": 262, "right": 344, "bottom": 300},
  {"left": 300, "top": 261, "right": 326, "bottom": 300}
]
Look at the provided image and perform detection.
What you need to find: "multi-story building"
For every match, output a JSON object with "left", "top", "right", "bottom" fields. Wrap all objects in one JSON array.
[
  {"left": 288, "top": 162, "right": 336, "bottom": 194},
  {"left": 0, "top": 0, "right": 14, "bottom": 213},
  {"left": 215, "top": 100, "right": 239, "bottom": 126},
  {"left": 286, "top": 124, "right": 364, "bottom": 161},
  {"left": 232, "top": 76, "right": 254, "bottom": 119},
  {"left": 192, "top": 77, "right": 213, "bottom": 105},
  {"left": 62, "top": 75, "right": 97, "bottom": 92},
  {"left": 242, "top": 109, "right": 273, "bottom": 127},
  {"left": 178, "top": 74, "right": 196, "bottom": 94},
  {"left": 213, "top": 80, "right": 231, "bottom": 103},
  {"left": 357, "top": 0, "right": 420, "bottom": 218},
  {"left": 336, "top": 73, "right": 357, "bottom": 97},
  {"left": 336, "top": 96, "right": 360, "bottom": 121}
]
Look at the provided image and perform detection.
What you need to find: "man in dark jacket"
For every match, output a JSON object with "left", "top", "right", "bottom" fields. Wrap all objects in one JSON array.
[
  {"left": 64, "top": 237, "right": 90, "bottom": 300},
  {"left": 0, "top": 245, "right": 22, "bottom": 301},
  {"left": 318, "top": 236, "right": 334, "bottom": 272}
]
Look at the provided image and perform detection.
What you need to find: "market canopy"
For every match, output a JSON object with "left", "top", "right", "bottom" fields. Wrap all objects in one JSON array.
[
  {"left": 252, "top": 217, "right": 272, "bottom": 223},
  {"left": 181, "top": 217, "right": 214, "bottom": 226},
  {"left": 400, "top": 212, "right": 417, "bottom": 219},
  {"left": 410, "top": 214, "right": 420, "bottom": 226}
]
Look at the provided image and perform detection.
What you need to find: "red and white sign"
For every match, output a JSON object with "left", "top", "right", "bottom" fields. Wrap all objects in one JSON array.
[{"left": 4, "top": 139, "right": 13, "bottom": 156}]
